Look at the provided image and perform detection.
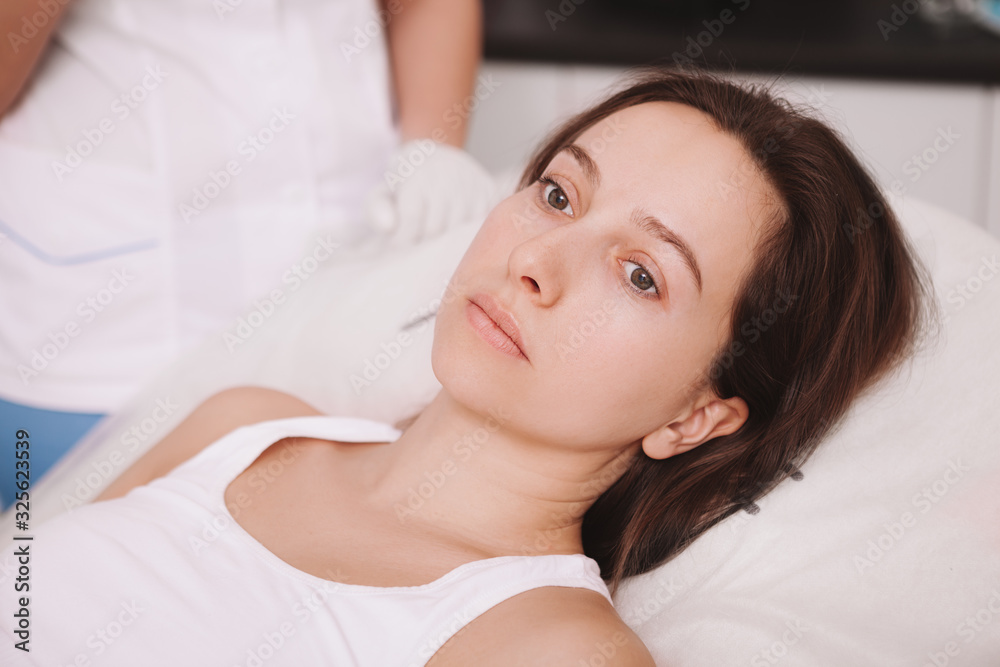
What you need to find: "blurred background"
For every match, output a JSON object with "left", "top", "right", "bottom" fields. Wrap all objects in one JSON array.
[{"left": 464, "top": 0, "right": 1000, "bottom": 238}]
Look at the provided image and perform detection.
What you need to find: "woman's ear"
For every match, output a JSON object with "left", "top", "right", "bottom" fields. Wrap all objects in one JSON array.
[{"left": 642, "top": 395, "right": 749, "bottom": 460}]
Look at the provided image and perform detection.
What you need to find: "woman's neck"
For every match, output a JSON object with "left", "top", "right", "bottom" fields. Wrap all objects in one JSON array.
[{"left": 357, "top": 390, "right": 639, "bottom": 558}]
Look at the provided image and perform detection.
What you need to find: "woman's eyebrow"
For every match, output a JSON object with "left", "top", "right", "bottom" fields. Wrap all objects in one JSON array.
[
  {"left": 631, "top": 209, "right": 704, "bottom": 296},
  {"left": 562, "top": 143, "right": 601, "bottom": 190}
]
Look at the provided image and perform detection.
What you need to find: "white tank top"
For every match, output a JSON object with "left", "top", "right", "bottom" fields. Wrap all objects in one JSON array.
[{"left": 0, "top": 416, "right": 612, "bottom": 666}]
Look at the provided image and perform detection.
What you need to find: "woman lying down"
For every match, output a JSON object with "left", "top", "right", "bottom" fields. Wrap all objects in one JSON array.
[{"left": 1, "top": 67, "right": 929, "bottom": 666}]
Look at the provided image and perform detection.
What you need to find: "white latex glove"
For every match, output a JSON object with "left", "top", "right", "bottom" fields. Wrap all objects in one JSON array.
[{"left": 364, "top": 139, "right": 498, "bottom": 247}]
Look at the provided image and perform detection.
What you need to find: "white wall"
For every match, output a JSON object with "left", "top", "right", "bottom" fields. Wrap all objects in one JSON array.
[{"left": 466, "top": 61, "right": 999, "bottom": 238}]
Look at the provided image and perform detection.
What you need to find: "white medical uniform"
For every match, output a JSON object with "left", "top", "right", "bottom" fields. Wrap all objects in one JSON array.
[{"left": 0, "top": 0, "right": 397, "bottom": 414}]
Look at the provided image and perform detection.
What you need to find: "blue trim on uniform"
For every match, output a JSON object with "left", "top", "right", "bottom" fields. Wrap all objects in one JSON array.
[
  {"left": 0, "top": 397, "right": 105, "bottom": 510},
  {"left": 0, "top": 217, "right": 158, "bottom": 265}
]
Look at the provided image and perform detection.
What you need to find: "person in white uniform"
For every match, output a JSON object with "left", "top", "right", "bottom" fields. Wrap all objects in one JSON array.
[
  {"left": 0, "top": 0, "right": 495, "bottom": 509},
  {"left": 0, "top": 68, "right": 929, "bottom": 665}
]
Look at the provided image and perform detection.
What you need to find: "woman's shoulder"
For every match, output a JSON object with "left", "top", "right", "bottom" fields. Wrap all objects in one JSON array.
[
  {"left": 205, "top": 386, "right": 325, "bottom": 418},
  {"left": 427, "top": 586, "right": 656, "bottom": 666},
  {"left": 95, "top": 386, "right": 325, "bottom": 501}
]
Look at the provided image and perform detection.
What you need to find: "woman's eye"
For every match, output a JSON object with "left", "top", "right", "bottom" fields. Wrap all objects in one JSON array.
[
  {"left": 542, "top": 180, "right": 574, "bottom": 215},
  {"left": 623, "top": 259, "right": 659, "bottom": 298}
]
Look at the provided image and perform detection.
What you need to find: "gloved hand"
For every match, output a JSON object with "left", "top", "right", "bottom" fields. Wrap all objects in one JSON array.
[{"left": 364, "top": 139, "right": 498, "bottom": 247}]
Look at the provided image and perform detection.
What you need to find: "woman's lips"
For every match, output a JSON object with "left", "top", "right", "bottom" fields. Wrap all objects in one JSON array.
[{"left": 466, "top": 298, "right": 528, "bottom": 361}]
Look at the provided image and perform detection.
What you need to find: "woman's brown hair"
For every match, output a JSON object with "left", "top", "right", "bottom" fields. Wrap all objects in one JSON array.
[{"left": 511, "top": 66, "right": 933, "bottom": 597}]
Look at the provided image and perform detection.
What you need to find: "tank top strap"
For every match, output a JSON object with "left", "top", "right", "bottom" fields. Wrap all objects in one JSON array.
[
  {"left": 404, "top": 553, "right": 613, "bottom": 665},
  {"left": 162, "top": 415, "right": 402, "bottom": 494}
]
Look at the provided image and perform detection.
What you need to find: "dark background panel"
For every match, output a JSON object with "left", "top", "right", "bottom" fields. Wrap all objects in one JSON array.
[{"left": 483, "top": 0, "right": 1000, "bottom": 84}]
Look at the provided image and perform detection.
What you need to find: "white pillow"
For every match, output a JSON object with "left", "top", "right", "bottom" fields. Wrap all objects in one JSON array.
[{"left": 3, "top": 194, "right": 998, "bottom": 666}]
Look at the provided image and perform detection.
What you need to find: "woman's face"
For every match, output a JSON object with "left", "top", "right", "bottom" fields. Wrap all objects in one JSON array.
[{"left": 432, "top": 101, "right": 777, "bottom": 453}]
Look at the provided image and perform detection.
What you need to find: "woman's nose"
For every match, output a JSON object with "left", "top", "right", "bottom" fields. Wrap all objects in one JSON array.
[{"left": 507, "top": 223, "right": 580, "bottom": 308}]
